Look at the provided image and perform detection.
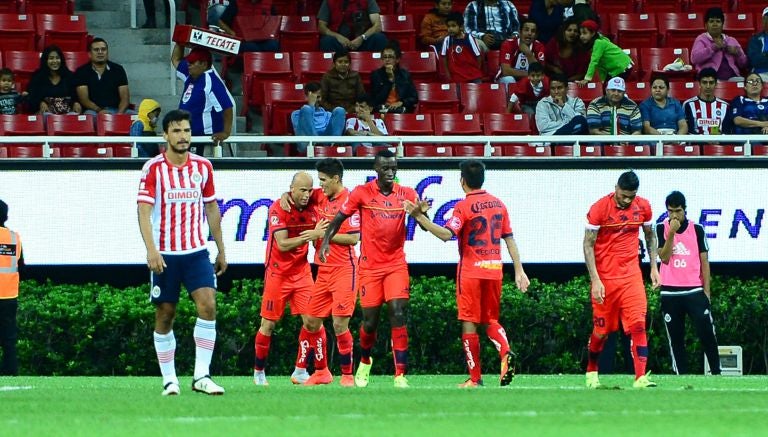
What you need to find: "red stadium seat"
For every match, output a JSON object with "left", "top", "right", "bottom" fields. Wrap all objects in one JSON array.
[
  {"left": 638, "top": 48, "right": 695, "bottom": 82},
  {"left": 594, "top": 0, "right": 637, "bottom": 14},
  {"left": 35, "top": 14, "right": 88, "bottom": 51},
  {"left": 356, "top": 145, "right": 397, "bottom": 157},
  {"left": 662, "top": 144, "right": 701, "bottom": 156},
  {"left": 603, "top": 144, "right": 653, "bottom": 156},
  {"left": 384, "top": 113, "right": 434, "bottom": 135},
  {"left": 702, "top": 144, "right": 746, "bottom": 156},
  {"left": 668, "top": 81, "right": 699, "bottom": 101},
  {"left": 658, "top": 12, "right": 702, "bottom": 48},
  {"left": 62, "top": 50, "right": 89, "bottom": 71},
  {"left": 349, "top": 51, "right": 383, "bottom": 84},
  {"left": 23, "top": 0, "right": 74, "bottom": 14},
  {"left": 453, "top": 144, "right": 498, "bottom": 157},
  {"left": 715, "top": 82, "right": 745, "bottom": 102},
  {"left": 750, "top": 144, "right": 768, "bottom": 155},
  {"left": 433, "top": 113, "right": 483, "bottom": 150},
  {"left": 625, "top": 81, "right": 651, "bottom": 103},
  {"left": 415, "top": 82, "right": 459, "bottom": 114},
  {"left": 0, "top": 1, "right": 19, "bottom": 13},
  {"left": 0, "top": 146, "right": 6, "bottom": 157},
  {"left": 46, "top": 114, "right": 99, "bottom": 157},
  {"left": 262, "top": 82, "right": 307, "bottom": 135},
  {"left": 291, "top": 51, "right": 334, "bottom": 83},
  {"left": 377, "top": 0, "right": 396, "bottom": 15},
  {"left": 399, "top": 51, "right": 438, "bottom": 83},
  {"left": 313, "top": 145, "right": 353, "bottom": 157},
  {"left": 0, "top": 13, "right": 36, "bottom": 51},
  {"left": 96, "top": 113, "right": 137, "bottom": 157},
  {"left": 483, "top": 113, "right": 532, "bottom": 135},
  {"left": 484, "top": 50, "right": 500, "bottom": 82},
  {"left": 0, "top": 114, "right": 46, "bottom": 157},
  {"left": 503, "top": 144, "right": 552, "bottom": 157},
  {"left": 685, "top": 0, "right": 730, "bottom": 12},
  {"left": 404, "top": 144, "right": 453, "bottom": 157},
  {"left": 639, "top": 0, "right": 684, "bottom": 12},
  {"left": 243, "top": 52, "right": 293, "bottom": 111},
  {"left": 568, "top": 82, "right": 604, "bottom": 105},
  {"left": 723, "top": 13, "right": 756, "bottom": 49},
  {"left": 2, "top": 50, "right": 39, "bottom": 93},
  {"left": 280, "top": 16, "right": 319, "bottom": 52},
  {"left": 59, "top": 145, "right": 113, "bottom": 158},
  {"left": 381, "top": 15, "right": 416, "bottom": 51},
  {"left": 459, "top": 83, "right": 507, "bottom": 114},
  {"left": 553, "top": 144, "right": 602, "bottom": 156},
  {"left": 614, "top": 13, "right": 659, "bottom": 48}
]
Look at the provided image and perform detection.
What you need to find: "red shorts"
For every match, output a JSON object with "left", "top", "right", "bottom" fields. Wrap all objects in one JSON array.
[
  {"left": 307, "top": 264, "right": 357, "bottom": 318},
  {"left": 591, "top": 274, "right": 647, "bottom": 335},
  {"left": 261, "top": 267, "right": 313, "bottom": 321},
  {"left": 456, "top": 276, "right": 501, "bottom": 324},
  {"left": 358, "top": 265, "right": 410, "bottom": 308}
]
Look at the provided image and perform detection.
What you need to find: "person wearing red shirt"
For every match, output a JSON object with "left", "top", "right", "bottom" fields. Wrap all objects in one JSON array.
[
  {"left": 497, "top": 18, "right": 546, "bottom": 88},
  {"left": 507, "top": 61, "right": 549, "bottom": 121},
  {"left": 319, "top": 150, "right": 419, "bottom": 388},
  {"left": 405, "top": 159, "right": 529, "bottom": 387},
  {"left": 252, "top": 172, "right": 328, "bottom": 386},
  {"left": 583, "top": 171, "right": 660, "bottom": 389},
  {"left": 137, "top": 109, "right": 227, "bottom": 396},
  {"left": 440, "top": 12, "right": 484, "bottom": 83}
]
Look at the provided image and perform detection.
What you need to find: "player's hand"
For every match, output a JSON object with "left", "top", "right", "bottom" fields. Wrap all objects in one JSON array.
[
  {"left": 318, "top": 242, "right": 331, "bottom": 263},
  {"left": 575, "top": 79, "right": 588, "bottom": 87},
  {"left": 301, "top": 219, "right": 329, "bottom": 240},
  {"left": 668, "top": 217, "right": 681, "bottom": 234},
  {"left": 591, "top": 279, "right": 605, "bottom": 304},
  {"left": 650, "top": 268, "right": 661, "bottom": 289},
  {"left": 515, "top": 271, "right": 530, "bottom": 293},
  {"left": 278, "top": 192, "right": 293, "bottom": 212},
  {"left": 403, "top": 199, "right": 422, "bottom": 216},
  {"left": 147, "top": 249, "right": 166, "bottom": 274},
  {"left": 214, "top": 251, "right": 227, "bottom": 276},
  {"left": 482, "top": 33, "right": 495, "bottom": 46}
]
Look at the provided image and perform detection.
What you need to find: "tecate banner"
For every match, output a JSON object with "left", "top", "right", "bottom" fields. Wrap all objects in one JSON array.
[{"left": 2, "top": 168, "right": 765, "bottom": 265}]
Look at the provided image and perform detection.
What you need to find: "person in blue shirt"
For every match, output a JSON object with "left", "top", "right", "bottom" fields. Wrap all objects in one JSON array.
[
  {"left": 291, "top": 82, "right": 346, "bottom": 155},
  {"left": 730, "top": 72, "right": 768, "bottom": 135},
  {"left": 171, "top": 43, "right": 234, "bottom": 156},
  {"left": 640, "top": 74, "right": 688, "bottom": 135}
]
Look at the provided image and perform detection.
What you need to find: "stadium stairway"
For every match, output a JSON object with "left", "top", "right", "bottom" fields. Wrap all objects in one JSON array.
[{"left": 75, "top": 0, "right": 258, "bottom": 157}]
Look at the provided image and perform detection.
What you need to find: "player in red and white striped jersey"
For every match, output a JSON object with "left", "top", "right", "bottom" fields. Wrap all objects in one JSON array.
[{"left": 138, "top": 109, "right": 227, "bottom": 396}]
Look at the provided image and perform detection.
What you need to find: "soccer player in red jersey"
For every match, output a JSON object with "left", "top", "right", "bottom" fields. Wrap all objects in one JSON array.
[
  {"left": 404, "top": 159, "right": 529, "bottom": 387},
  {"left": 319, "top": 150, "right": 419, "bottom": 388},
  {"left": 137, "top": 109, "right": 227, "bottom": 396},
  {"left": 253, "top": 172, "right": 327, "bottom": 386},
  {"left": 583, "top": 171, "right": 660, "bottom": 389}
]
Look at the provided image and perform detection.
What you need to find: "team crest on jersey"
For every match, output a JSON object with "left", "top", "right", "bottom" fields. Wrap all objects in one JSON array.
[
  {"left": 349, "top": 214, "right": 360, "bottom": 227},
  {"left": 151, "top": 286, "right": 161, "bottom": 298},
  {"left": 191, "top": 171, "right": 202, "bottom": 183},
  {"left": 454, "top": 46, "right": 463, "bottom": 54},
  {"left": 270, "top": 215, "right": 279, "bottom": 225},
  {"left": 182, "top": 84, "right": 194, "bottom": 103}
]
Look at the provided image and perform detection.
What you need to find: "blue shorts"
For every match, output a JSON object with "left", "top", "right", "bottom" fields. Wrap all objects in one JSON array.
[{"left": 150, "top": 249, "right": 217, "bottom": 304}]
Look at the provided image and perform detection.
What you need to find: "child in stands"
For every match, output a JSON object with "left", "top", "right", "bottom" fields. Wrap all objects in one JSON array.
[
  {"left": 0, "top": 69, "right": 26, "bottom": 115},
  {"left": 440, "top": 12, "right": 484, "bottom": 84}
]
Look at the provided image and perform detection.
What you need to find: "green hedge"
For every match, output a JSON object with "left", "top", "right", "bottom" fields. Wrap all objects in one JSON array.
[{"left": 15, "top": 275, "right": 768, "bottom": 376}]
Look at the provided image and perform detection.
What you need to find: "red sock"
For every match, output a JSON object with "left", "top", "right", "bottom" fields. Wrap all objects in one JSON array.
[
  {"left": 359, "top": 325, "right": 377, "bottom": 365},
  {"left": 295, "top": 327, "right": 311, "bottom": 370},
  {"left": 628, "top": 323, "right": 649, "bottom": 379},
  {"left": 462, "top": 333, "right": 482, "bottom": 383},
  {"left": 254, "top": 332, "right": 271, "bottom": 371},
  {"left": 486, "top": 321, "right": 510, "bottom": 358},
  {"left": 391, "top": 326, "right": 408, "bottom": 377},
  {"left": 587, "top": 332, "right": 607, "bottom": 372},
  {"left": 336, "top": 330, "right": 354, "bottom": 375},
  {"left": 313, "top": 325, "right": 328, "bottom": 371}
]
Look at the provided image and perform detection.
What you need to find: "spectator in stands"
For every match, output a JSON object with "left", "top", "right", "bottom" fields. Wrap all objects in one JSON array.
[
  {"left": 345, "top": 93, "right": 388, "bottom": 152},
  {"left": 535, "top": 72, "right": 588, "bottom": 136},
  {"left": 27, "top": 46, "right": 81, "bottom": 117},
  {"left": 544, "top": 17, "right": 589, "bottom": 81},
  {"left": 508, "top": 62, "right": 549, "bottom": 116},
  {"left": 142, "top": 0, "right": 171, "bottom": 28},
  {"left": 317, "top": 0, "right": 387, "bottom": 52},
  {"left": 683, "top": 68, "right": 732, "bottom": 135},
  {"left": 464, "top": 0, "right": 521, "bottom": 51},
  {"left": 207, "top": 0, "right": 230, "bottom": 29},
  {"left": 690, "top": 7, "right": 747, "bottom": 82},
  {"left": 171, "top": 44, "right": 235, "bottom": 156},
  {"left": 564, "top": 0, "right": 598, "bottom": 25},
  {"left": 441, "top": 12, "right": 484, "bottom": 84},
  {"left": 497, "top": 18, "right": 546, "bottom": 87},
  {"left": 0, "top": 69, "right": 26, "bottom": 115},
  {"left": 420, "top": 0, "right": 453, "bottom": 47},
  {"left": 576, "top": 20, "right": 633, "bottom": 85},
  {"left": 320, "top": 50, "right": 365, "bottom": 114},
  {"left": 131, "top": 98, "right": 163, "bottom": 157},
  {"left": 527, "top": 0, "right": 569, "bottom": 44},
  {"left": 291, "top": 82, "right": 346, "bottom": 154},
  {"left": 218, "top": 0, "right": 280, "bottom": 52},
  {"left": 370, "top": 41, "right": 418, "bottom": 113},
  {"left": 74, "top": 38, "right": 134, "bottom": 115},
  {"left": 730, "top": 73, "right": 768, "bottom": 135},
  {"left": 746, "top": 7, "right": 768, "bottom": 82},
  {"left": 639, "top": 74, "right": 688, "bottom": 135},
  {"left": 587, "top": 77, "right": 642, "bottom": 136}
]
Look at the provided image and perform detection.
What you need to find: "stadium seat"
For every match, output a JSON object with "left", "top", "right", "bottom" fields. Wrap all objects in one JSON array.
[
  {"left": 603, "top": 144, "right": 653, "bottom": 156},
  {"left": 280, "top": 16, "right": 319, "bottom": 52},
  {"left": 262, "top": 82, "right": 307, "bottom": 135},
  {"left": 453, "top": 144, "right": 499, "bottom": 157},
  {"left": 349, "top": 51, "right": 382, "bottom": 84},
  {"left": 568, "top": 82, "right": 603, "bottom": 105},
  {"left": 433, "top": 113, "right": 483, "bottom": 151},
  {"left": 613, "top": 13, "right": 659, "bottom": 48},
  {"left": 0, "top": 1, "right": 19, "bottom": 13},
  {"left": 384, "top": 113, "right": 434, "bottom": 135},
  {"left": 0, "top": 146, "right": 6, "bottom": 157},
  {"left": 2, "top": 50, "right": 39, "bottom": 93},
  {"left": 750, "top": 144, "right": 768, "bottom": 155},
  {"left": 415, "top": 82, "right": 459, "bottom": 114},
  {"left": 381, "top": 15, "right": 416, "bottom": 51},
  {"left": 356, "top": 145, "right": 397, "bottom": 157},
  {"left": 376, "top": 0, "right": 396, "bottom": 15},
  {"left": 715, "top": 82, "right": 745, "bottom": 102},
  {"left": 638, "top": 47, "right": 695, "bottom": 82},
  {"left": 404, "top": 144, "right": 453, "bottom": 157},
  {"left": 243, "top": 52, "right": 293, "bottom": 112},
  {"left": 0, "top": 114, "right": 46, "bottom": 157},
  {"left": 399, "top": 51, "right": 438, "bottom": 83},
  {"left": 291, "top": 51, "right": 334, "bottom": 83},
  {"left": 662, "top": 144, "right": 701, "bottom": 156},
  {"left": 625, "top": 81, "right": 651, "bottom": 103},
  {"left": 58, "top": 145, "right": 113, "bottom": 158},
  {"left": 594, "top": 0, "right": 637, "bottom": 14},
  {"left": 96, "top": 113, "right": 137, "bottom": 157},
  {"left": 483, "top": 113, "right": 532, "bottom": 136},
  {"left": 702, "top": 144, "right": 746, "bottom": 156},
  {"left": 723, "top": 13, "right": 755, "bottom": 48},
  {"left": 553, "top": 144, "right": 602, "bottom": 156},
  {"left": 502, "top": 144, "right": 552, "bottom": 157},
  {"left": 685, "top": 0, "right": 730, "bottom": 12},
  {"left": 658, "top": 12, "right": 702, "bottom": 48},
  {"left": 459, "top": 83, "right": 507, "bottom": 114},
  {"left": 23, "top": 0, "right": 74, "bottom": 14},
  {"left": 0, "top": 13, "right": 36, "bottom": 51},
  {"left": 313, "top": 145, "right": 353, "bottom": 157},
  {"left": 46, "top": 114, "right": 99, "bottom": 157},
  {"left": 35, "top": 14, "right": 89, "bottom": 51},
  {"left": 484, "top": 50, "right": 500, "bottom": 82},
  {"left": 639, "top": 0, "right": 684, "bottom": 12},
  {"left": 668, "top": 81, "right": 699, "bottom": 101},
  {"left": 62, "top": 50, "right": 89, "bottom": 71}
]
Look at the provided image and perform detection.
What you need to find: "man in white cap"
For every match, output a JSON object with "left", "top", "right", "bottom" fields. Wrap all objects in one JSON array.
[
  {"left": 586, "top": 77, "right": 642, "bottom": 136},
  {"left": 747, "top": 7, "right": 768, "bottom": 82}
]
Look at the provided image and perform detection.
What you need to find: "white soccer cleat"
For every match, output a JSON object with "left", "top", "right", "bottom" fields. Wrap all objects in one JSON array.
[
  {"left": 290, "top": 368, "right": 310, "bottom": 385},
  {"left": 192, "top": 375, "right": 225, "bottom": 395},
  {"left": 253, "top": 370, "right": 269, "bottom": 386},
  {"left": 161, "top": 381, "right": 180, "bottom": 396}
]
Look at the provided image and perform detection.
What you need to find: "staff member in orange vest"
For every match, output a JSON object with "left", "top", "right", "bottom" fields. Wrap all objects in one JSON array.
[{"left": 0, "top": 199, "right": 23, "bottom": 376}]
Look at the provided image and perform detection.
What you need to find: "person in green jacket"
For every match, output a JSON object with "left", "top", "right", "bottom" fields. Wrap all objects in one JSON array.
[{"left": 575, "top": 19, "right": 633, "bottom": 86}]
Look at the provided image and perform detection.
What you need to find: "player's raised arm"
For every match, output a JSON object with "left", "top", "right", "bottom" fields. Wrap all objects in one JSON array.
[
  {"left": 643, "top": 223, "right": 660, "bottom": 288},
  {"left": 404, "top": 199, "right": 452, "bottom": 241},
  {"left": 503, "top": 235, "right": 529, "bottom": 292},
  {"left": 319, "top": 211, "right": 350, "bottom": 262},
  {"left": 583, "top": 228, "right": 604, "bottom": 304},
  {"left": 273, "top": 228, "right": 311, "bottom": 252}
]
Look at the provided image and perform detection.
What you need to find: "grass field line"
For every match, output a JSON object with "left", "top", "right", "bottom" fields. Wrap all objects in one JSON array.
[{"left": 0, "top": 386, "right": 33, "bottom": 392}]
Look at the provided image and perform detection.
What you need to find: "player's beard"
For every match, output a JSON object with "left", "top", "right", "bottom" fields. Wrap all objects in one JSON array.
[{"left": 169, "top": 141, "right": 190, "bottom": 154}]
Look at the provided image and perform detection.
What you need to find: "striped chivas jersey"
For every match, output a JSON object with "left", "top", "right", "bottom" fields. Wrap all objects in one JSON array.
[{"left": 683, "top": 96, "right": 729, "bottom": 135}]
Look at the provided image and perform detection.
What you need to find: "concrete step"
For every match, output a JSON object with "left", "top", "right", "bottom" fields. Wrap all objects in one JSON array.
[
  {"left": 76, "top": 0, "right": 129, "bottom": 12},
  {"left": 81, "top": 10, "right": 131, "bottom": 28},
  {"left": 123, "top": 62, "right": 175, "bottom": 96}
]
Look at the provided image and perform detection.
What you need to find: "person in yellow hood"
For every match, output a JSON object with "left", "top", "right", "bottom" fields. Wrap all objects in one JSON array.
[{"left": 131, "top": 99, "right": 162, "bottom": 157}]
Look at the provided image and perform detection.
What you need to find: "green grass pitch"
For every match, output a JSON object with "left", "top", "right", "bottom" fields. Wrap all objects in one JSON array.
[{"left": 1, "top": 375, "right": 767, "bottom": 436}]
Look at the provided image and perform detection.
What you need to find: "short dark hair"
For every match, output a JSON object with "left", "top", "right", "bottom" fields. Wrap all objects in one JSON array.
[
  {"left": 665, "top": 190, "right": 687, "bottom": 210},
  {"left": 0, "top": 199, "right": 7, "bottom": 226},
  {"left": 374, "top": 149, "right": 396, "bottom": 162},
  {"left": 697, "top": 67, "right": 717, "bottom": 82},
  {"left": 445, "top": 11, "right": 463, "bottom": 26},
  {"left": 162, "top": 109, "right": 191, "bottom": 132},
  {"left": 0, "top": 68, "right": 14, "bottom": 80},
  {"left": 704, "top": 7, "right": 724, "bottom": 23},
  {"left": 649, "top": 73, "right": 669, "bottom": 89},
  {"left": 304, "top": 82, "right": 321, "bottom": 95},
  {"left": 332, "top": 50, "right": 350, "bottom": 62},
  {"left": 354, "top": 93, "right": 373, "bottom": 106},
  {"left": 549, "top": 73, "right": 569, "bottom": 87},
  {"left": 460, "top": 159, "right": 485, "bottom": 189},
  {"left": 520, "top": 17, "right": 538, "bottom": 32},
  {"left": 382, "top": 40, "right": 402, "bottom": 59},
  {"left": 528, "top": 62, "right": 544, "bottom": 74},
  {"left": 617, "top": 170, "right": 640, "bottom": 191},
  {"left": 88, "top": 37, "right": 108, "bottom": 51},
  {"left": 315, "top": 158, "right": 345, "bottom": 180}
]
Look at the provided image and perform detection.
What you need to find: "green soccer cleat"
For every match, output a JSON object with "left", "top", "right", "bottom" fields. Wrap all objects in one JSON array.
[
  {"left": 586, "top": 371, "right": 601, "bottom": 389},
  {"left": 633, "top": 371, "right": 658, "bottom": 389},
  {"left": 355, "top": 358, "right": 372, "bottom": 388},
  {"left": 500, "top": 351, "right": 516, "bottom": 386},
  {"left": 393, "top": 374, "right": 410, "bottom": 388}
]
